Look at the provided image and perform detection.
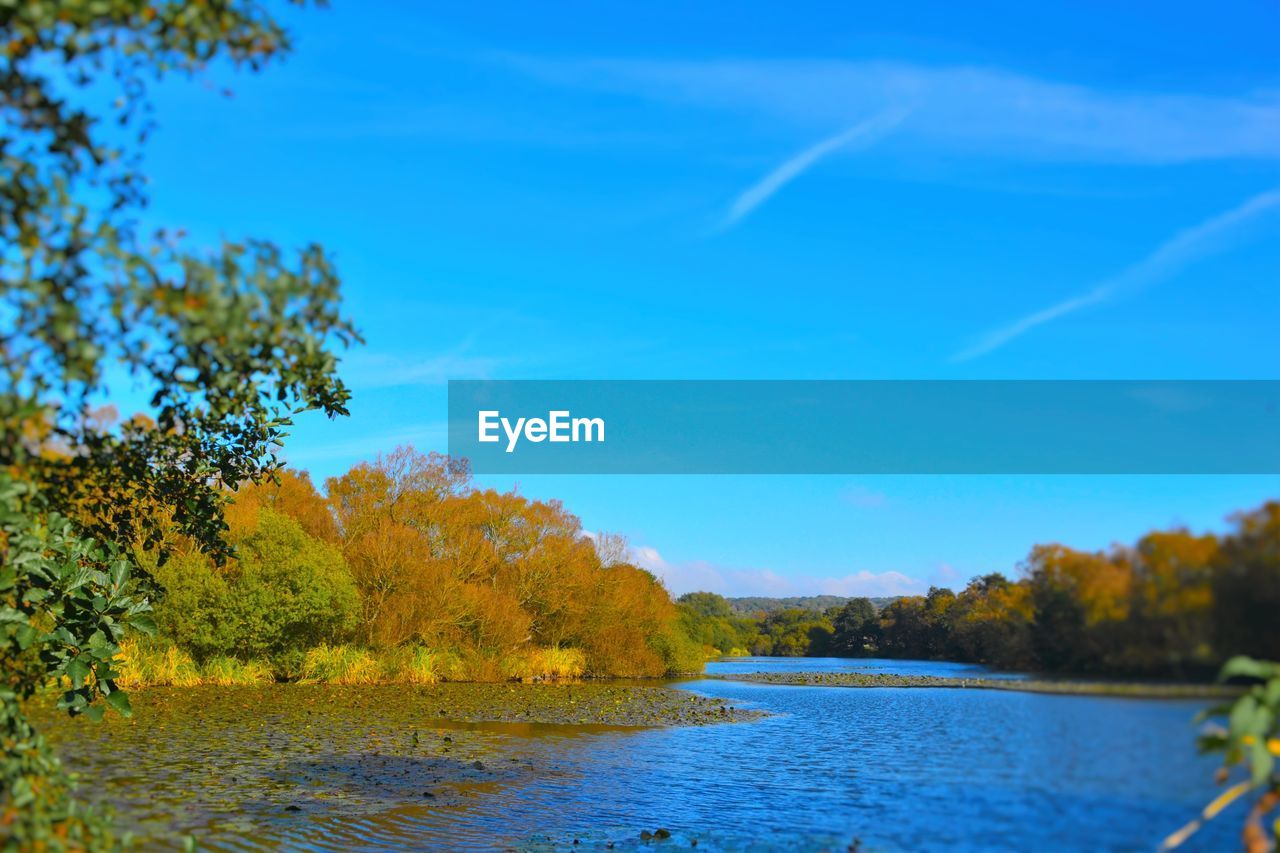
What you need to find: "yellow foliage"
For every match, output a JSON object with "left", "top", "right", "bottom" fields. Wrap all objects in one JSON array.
[
  {"left": 116, "top": 638, "right": 201, "bottom": 689},
  {"left": 298, "top": 644, "right": 383, "bottom": 685}
]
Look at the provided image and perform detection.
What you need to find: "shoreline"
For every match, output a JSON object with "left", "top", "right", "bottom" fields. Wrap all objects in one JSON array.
[{"left": 709, "top": 671, "right": 1241, "bottom": 698}]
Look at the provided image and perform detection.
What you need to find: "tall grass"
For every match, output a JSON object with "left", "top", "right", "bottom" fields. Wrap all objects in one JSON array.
[
  {"left": 114, "top": 641, "right": 593, "bottom": 688},
  {"left": 200, "top": 656, "right": 274, "bottom": 686},
  {"left": 502, "top": 646, "right": 586, "bottom": 682},
  {"left": 385, "top": 646, "right": 444, "bottom": 685},
  {"left": 115, "top": 639, "right": 273, "bottom": 687},
  {"left": 299, "top": 644, "right": 383, "bottom": 685},
  {"left": 116, "top": 638, "right": 202, "bottom": 689}
]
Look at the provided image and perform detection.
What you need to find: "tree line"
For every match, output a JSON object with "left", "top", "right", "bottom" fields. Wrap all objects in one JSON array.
[
  {"left": 679, "top": 499, "right": 1280, "bottom": 678},
  {"left": 142, "top": 446, "right": 702, "bottom": 682}
]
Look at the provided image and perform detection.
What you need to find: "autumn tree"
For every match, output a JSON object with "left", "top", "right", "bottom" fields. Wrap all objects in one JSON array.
[
  {"left": 1119, "top": 530, "right": 1217, "bottom": 675},
  {"left": 1023, "top": 545, "right": 1130, "bottom": 672},
  {"left": 949, "top": 573, "right": 1034, "bottom": 669}
]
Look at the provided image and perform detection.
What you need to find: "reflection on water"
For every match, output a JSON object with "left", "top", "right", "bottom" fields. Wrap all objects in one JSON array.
[{"left": 41, "top": 659, "right": 1233, "bottom": 851}]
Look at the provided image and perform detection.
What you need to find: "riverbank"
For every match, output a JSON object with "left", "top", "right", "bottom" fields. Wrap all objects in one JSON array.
[{"left": 713, "top": 670, "right": 1241, "bottom": 698}]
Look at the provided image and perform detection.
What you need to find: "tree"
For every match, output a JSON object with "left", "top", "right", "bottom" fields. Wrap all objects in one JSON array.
[
  {"left": 677, "top": 591, "right": 758, "bottom": 656},
  {"left": 150, "top": 509, "right": 359, "bottom": 666},
  {"left": 1, "top": 3, "right": 355, "bottom": 844},
  {"left": 1023, "top": 545, "right": 1130, "bottom": 672},
  {"left": 950, "top": 573, "right": 1035, "bottom": 669},
  {"left": 1212, "top": 502, "right": 1280, "bottom": 662},
  {"left": 831, "top": 597, "right": 879, "bottom": 656},
  {"left": 1120, "top": 530, "right": 1217, "bottom": 675}
]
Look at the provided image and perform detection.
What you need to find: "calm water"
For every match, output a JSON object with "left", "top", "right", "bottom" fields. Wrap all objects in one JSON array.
[{"left": 45, "top": 658, "right": 1234, "bottom": 851}]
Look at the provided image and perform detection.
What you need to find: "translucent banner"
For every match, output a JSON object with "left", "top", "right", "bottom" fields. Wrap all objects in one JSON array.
[{"left": 447, "top": 380, "right": 1280, "bottom": 474}]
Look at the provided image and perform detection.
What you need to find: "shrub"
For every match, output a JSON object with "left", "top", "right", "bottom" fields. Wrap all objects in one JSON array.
[{"left": 151, "top": 509, "right": 360, "bottom": 665}]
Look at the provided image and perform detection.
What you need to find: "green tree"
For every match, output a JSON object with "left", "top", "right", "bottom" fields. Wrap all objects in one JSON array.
[
  {"left": 677, "top": 591, "right": 758, "bottom": 656},
  {"left": 758, "top": 608, "right": 834, "bottom": 657},
  {"left": 831, "top": 597, "right": 879, "bottom": 656},
  {"left": 151, "top": 509, "right": 359, "bottom": 667},
  {"left": 0, "top": 2, "right": 355, "bottom": 844}
]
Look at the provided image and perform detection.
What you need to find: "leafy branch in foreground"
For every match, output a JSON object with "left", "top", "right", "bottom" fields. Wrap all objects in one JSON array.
[
  {"left": 1162, "top": 657, "right": 1280, "bottom": 852},
  {"left": 1, "top": 1, "right": 356, "bottom": 847}
]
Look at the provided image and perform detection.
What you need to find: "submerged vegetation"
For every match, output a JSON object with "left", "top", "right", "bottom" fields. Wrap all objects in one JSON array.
[{"left": 678, "top": 499, "right": 1280, "bottom": 679}]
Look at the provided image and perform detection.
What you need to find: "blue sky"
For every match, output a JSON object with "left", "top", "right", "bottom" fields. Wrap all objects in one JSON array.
[{"left": 131, "top": 1, "right": 1278, "bottom": 596}]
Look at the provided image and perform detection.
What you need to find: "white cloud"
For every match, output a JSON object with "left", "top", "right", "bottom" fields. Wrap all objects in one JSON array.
[
  {"left": 500, "top": 55, "right": 1280, "bottom": 163},
  {"left": 952, "top": 186, "right": 1280, "bottom": 361},
  {"left": 720, "top": 107, "right": 907, "bottom": 230},
  {"left": 632, "top": 544, "right": 926, "bottom": 598}
]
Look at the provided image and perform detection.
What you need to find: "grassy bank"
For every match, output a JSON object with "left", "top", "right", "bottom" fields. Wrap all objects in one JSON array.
[
  {"left": 115, "top": 638, "right": 593, "bottom": 689},
  {"left": 715, "top": 671, "right": 1243, "bottom": 698}
]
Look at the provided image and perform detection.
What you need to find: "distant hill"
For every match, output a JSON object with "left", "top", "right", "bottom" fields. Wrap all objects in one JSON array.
[{"left": 724, "top": 595, "right": 898, "bottom": 615}]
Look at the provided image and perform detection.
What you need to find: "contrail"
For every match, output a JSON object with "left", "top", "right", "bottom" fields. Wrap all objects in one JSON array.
[
  {"left": 720, "top": 107, "right": 909, "bottom": 231},
  {"left": 952, "top": 187, "right": 1280, "bottom": 362}
]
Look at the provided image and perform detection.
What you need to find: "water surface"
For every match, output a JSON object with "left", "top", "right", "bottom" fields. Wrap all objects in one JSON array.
[{"left": 43, "top": 658, "right": 1234, "bottom": 851}]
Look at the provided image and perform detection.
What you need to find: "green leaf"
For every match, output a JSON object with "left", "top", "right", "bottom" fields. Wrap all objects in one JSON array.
[
  {"left": 1220, "top": 656, "right": 1280, "bottom": 683},
  {"left": 66, "top": 658, "right": 91, "bottom": 689},
  {"left": 1247, "top": 738, "right": 1275, "bottom": 786},
  {"left": 104, "top": 689, "right": 133, "bottom": 717}
]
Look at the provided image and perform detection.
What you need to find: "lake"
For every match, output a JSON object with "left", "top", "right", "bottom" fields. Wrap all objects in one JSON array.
[{"left": 41, "top": 658, "right": 1233, "bottom": 851}]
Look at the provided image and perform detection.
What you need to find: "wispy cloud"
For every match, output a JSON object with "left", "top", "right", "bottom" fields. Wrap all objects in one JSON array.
[
  {"left": 341, "top": 346, "right": 507, "bottom": 389},
  {"left": 499, "top": 55, "right": 1280, "bottom": 163},
  {"left": 720, "top": 107, "right": 908, "bottom": 230},
  {"left": 839, "top": 484, "right": 888, "bottom": 509},
  {"left": 281, "top": 423, "right": 449, "bottom": 467},
  {"left": 952, "top": 186, "right": 1280, "bottom": 361}
]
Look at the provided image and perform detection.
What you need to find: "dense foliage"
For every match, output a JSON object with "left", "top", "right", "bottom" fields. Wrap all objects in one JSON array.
[
  {"left": 133, "top": 451, "right": 702, "bottom": 683},
  {"left": 0, "top": 1, "right": 356, "bottom": 846},
  {"left": 680, "top": 500, "right": 1280, "bottom": 678},
  {"left": 147, "top": 508, "right": 359, "bottom": 666}
]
